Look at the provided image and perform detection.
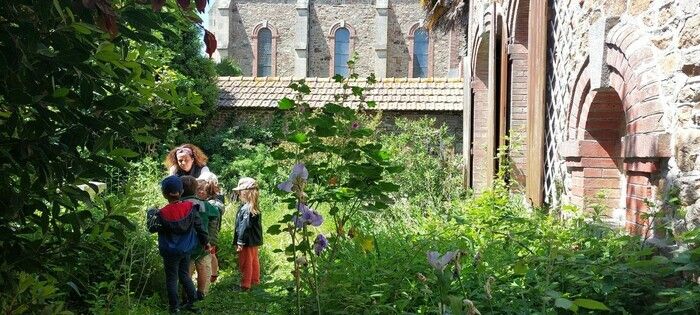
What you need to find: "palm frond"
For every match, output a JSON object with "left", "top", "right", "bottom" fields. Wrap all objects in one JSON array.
[{"left": 421, "top": 0, "right": 469, "bottom": 32}]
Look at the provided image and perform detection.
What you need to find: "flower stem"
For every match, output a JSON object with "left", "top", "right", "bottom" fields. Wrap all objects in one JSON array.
[{"left": 291, "top": 228, "right": 301, "bottom": 315}]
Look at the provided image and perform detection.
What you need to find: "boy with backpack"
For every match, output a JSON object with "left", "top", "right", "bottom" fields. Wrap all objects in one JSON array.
[{"left": 147, "top": 175, "right": 209, "bottom": 314}]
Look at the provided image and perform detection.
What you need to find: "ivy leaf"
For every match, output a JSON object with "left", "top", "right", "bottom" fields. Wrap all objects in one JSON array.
[
  {"left": 332, "top": 74, "right": 344, "bottom": 83},
  {"left": 297, "top": 84, "right": 311, "bottom": 95},
  {"left": 278, "top": 97, "right": 295, "bottom": 110},
  {"left": 351, "top": 86, "right": 363, "bottom": 97},
  {"left": 366, "top": 100, "right": 377, "bottom": 108},
  {"left": 573, "top": 299, "right": 610, "bottom": 311},
  {"left": 366, "top": 73, "right": 377, "bottom": 84}
]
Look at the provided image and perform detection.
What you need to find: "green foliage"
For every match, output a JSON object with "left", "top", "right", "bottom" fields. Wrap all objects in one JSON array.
[
  {"left": 0, "top": 0, "right": 215, "bottom": 312},
  {"left": 167, "top": 24, "right": 219, "bottom": 130},
  {"left": 1, "top": 273, "right": 71, "bottom": 315},
  {"left": 381, "top": 117, "right": 465, "bottom": 217},
  {"left": 215, "top": 58, "right": 243, "bottom": 76}
]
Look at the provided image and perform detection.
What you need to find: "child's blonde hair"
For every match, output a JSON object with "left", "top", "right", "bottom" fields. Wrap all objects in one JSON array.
[
  {"left": 239, "top": 188, "right": 260, "bottom": 216},
  {"left": 196, "top": 178, "right": 220, "bottom": 200}
]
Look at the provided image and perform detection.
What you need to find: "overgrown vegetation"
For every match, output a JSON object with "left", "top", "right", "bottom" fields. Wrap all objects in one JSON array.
[
  {"left": 2, "top": 2, "right": 699, "bottom": 314},
  {"left": 0, "top": 0, "right": 218, "bottom": 313}
]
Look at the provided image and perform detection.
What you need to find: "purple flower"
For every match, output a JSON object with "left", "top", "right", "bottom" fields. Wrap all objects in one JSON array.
[
  {"left": 277, "top": 163, "right": 309, "bottom": 193},
  {"left": 351, "top": 121, "right": 359, "bottom": 129},
  {"left": 293, "top": 203, "right": 324, "bottom": 229},
  {"left": 314, "top": 234, "right": 328, "bottom": 255},
  {"left": 427, "top": 251, "right": 458, "bottom": 272},
  {"left": 292, "top": 215, "right": 305, "bottom": 229}
]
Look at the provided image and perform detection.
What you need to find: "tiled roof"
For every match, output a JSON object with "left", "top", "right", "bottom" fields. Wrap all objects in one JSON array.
[{"left": 218, "top": 76, "right": 464, "bottom": 111}]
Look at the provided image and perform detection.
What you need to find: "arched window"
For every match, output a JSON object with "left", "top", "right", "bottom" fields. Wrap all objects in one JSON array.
[
  {"left": 257, "top": 28, "right": 272, "bottom": 77},
  {"left": 412, "top": 27, "right": 429, "bottom": 78},
  {"left": 334, "top": 27, "right": 351, "bottom": 77},
  {"left": 252, "top": 22, "right": 277, "bottom": 77}
]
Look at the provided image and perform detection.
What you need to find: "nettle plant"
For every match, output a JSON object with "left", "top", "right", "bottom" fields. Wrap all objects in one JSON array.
[{"left": 266, "top": 56, "right": 401, "bottom": 314}]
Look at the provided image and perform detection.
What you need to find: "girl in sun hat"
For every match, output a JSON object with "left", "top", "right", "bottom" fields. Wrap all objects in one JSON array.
[{"left": 232, "top": 177, "right": 263, "bottom": 291}]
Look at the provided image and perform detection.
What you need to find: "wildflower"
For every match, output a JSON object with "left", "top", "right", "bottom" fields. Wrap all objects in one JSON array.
[
  {"left": 293, "top": 203, "right": 323, "bottom": 229},
  {"left": 472, "top": 250, "right": 481, "bottom": 268},
  {"left": 427, "top": 251, "right": 458, "bottom": 272},
  {"left": 314, "top": 234, "right": 328, "bottom": 255},
  {"left": 291, "top": 214, "right": 305, "bottom": 229},
  {"left": 463, "top": 299, "right": 481, "bottom": 315},
  {"left": 484, "top": 276, "right": 495, "bottom": 300},
  {"left": 277, "top": 163, "right": 308, "bottom": 193},
  {"left": 351, "top": 121, "right": 360, "bottom": 129},
  {"left": 416, "top": 272, "right": 427, "bottom": 282}
]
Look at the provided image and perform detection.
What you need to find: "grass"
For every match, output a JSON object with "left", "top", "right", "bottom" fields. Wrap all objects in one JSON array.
[{"left": 129, "top": 188, "right": 337, "bottom": 314}]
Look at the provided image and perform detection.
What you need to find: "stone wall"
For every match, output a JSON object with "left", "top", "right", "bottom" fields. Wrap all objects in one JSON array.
[
  {"left": 225, "top": 0, "right": 297, "bottom": 77},
  {"left": 210, "top": 108, "right": 463, "bottom": 151},
  {"left": 307, "top": 0, "right": 376, "bottom": 76},
  {"left": 213, "top": 0, "right": 464, "bottom": 78},
  {"left": 465, "top": 0, "right": 700, "bottom": 232}
]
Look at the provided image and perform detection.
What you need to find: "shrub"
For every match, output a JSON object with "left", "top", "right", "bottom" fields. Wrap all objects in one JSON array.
[{"left": 215, "top": 58, "right": 244, "bottom": 76}]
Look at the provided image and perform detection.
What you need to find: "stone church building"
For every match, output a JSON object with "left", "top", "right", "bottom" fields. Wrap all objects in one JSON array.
[
  {"left": 209, "top": 0, "right": 700, "bottom": 235},
  {"left": 208, "top": 0, "right": 467, "bottom": 148}
]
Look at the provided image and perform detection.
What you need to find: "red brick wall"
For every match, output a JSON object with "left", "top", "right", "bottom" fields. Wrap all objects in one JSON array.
[
  {"left": 509, "top": 46, "right": 528, "bottom": 188},
  {"left": 471, "top": 40, "right": 490, "bottom": 192},
  {"left": 572, "top": 90, "right": 625, "bottom": 215},
  {"left": 506, "top": 0, "right": 529, "bottom": 189}
]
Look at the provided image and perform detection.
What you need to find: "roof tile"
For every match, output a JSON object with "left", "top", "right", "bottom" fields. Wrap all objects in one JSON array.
[{"left": 217, "top": 77, "right": 463, "bottom": 111}]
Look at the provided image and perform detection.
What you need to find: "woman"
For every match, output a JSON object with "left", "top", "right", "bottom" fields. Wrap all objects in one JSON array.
[{"left": 165, "top": 144, "right": 211, "bottom": 178}]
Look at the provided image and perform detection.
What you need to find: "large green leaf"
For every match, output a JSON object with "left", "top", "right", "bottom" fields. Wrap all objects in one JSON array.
[
  {"left": 573, "top": 299, "right": 610, "bottom": 311},
  {"left": 278, "top": 97, "right": 295, "bottom": 110}
]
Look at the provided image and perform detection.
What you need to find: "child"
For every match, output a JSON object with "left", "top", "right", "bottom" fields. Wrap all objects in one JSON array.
[
  {"left": 233, "top": 177, "right": 263, "bottom": 291},
  {"left": 180, "top": 176, "right": 219, "bottom": 299},
  {"left": 146, "top": 175, "right": 208, "bottom": 314},
  {"left": 196, "top": 173, "right": 224, "bottom": 283}
]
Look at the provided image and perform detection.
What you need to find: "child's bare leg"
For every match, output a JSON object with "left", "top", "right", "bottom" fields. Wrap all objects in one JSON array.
[
  {"left": 210, "top": 252, "right": 219, "bottom": 283},
  {"left": 196, "top": 254, "right": 212, "bottom": 295}
]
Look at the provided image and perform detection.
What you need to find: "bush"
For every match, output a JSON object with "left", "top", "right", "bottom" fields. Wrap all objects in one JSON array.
[
  {"left": 215, "top": 58, "right": 243, "bottom": 76},
  {"left": 381, "top": 117, "right": 465, "bottom": 218}
]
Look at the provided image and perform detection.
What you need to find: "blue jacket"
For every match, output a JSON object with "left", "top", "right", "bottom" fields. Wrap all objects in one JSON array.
[
  {"left": 147, "top": 201, "right": 208, "bottom": 256},
  {"left": 234, "top": 204, "right": 263, "bottom": 247}
]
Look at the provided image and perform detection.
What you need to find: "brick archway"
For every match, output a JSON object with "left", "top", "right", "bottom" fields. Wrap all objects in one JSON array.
[{"left": 561, "top": 23, "right": 671, "bottom": 234}]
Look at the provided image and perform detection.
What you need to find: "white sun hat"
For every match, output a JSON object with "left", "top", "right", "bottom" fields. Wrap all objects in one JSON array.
[{"left": 232, "top": 177, "right": 258, "bottom": 191}]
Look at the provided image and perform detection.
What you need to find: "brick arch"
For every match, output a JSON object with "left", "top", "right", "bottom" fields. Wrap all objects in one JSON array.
[
  {"left": 561, "top": 23, "right": 671, "bottom": 234},
  {"left": 251, "top": 21, "right": 279, "bottom": 77},
  {"left": 327, "top": 21, "right": 357, "bottom": 77},
  {"left": 408, "top": 22, "right": 434, "bottom": 77}
]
